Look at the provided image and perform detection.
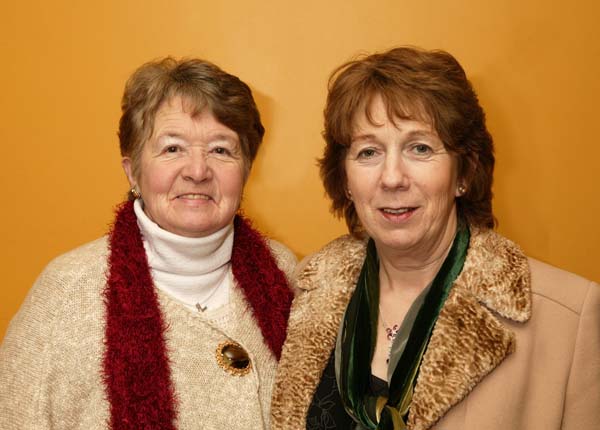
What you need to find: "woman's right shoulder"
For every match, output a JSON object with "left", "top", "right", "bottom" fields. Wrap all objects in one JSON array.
[
  {"left": 0, "top": 236, "right": 110, "bottom": 428},
  {"left": 27, "top": 236, "right": 109, "bottom": 303},
  {"left": 44, "top": 236, "right": 109, "bottom": 273},
  {"left": 294, "top": 234, "right": 367, "bottom": 293},
  {"left": 3, "top": 235, "right": 110, "bottom": 346}
]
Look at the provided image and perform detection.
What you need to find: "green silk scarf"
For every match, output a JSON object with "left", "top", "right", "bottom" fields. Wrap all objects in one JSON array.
[{"left": 336, "top": 225, "right": 470, "bottom": 429}]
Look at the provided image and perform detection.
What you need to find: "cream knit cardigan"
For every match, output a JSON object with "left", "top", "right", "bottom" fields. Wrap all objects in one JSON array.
[{"left": 0, "top": 236, "right": 297, "bottom": 429}]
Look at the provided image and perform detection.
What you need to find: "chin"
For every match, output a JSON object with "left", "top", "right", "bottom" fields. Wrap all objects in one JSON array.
[
  {"left": 371, "top": 231, "right": 420, "bottom": 252},
  {"left": 189, "top": 227, "right": 218, "bottom": 237}
]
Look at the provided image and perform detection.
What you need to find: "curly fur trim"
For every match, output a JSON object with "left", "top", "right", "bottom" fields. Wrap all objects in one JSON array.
[
  {"left": 407, "top": 228, "right": 530, "bottom": 429},
  {"left": 272, "top": 228, "right": 531, "bottom": 430},
  {"left": 271, "top": 235, "right": 366, "bottom": 429},
  {"left": 408, "top": 290, "right": 516, "bottom": 429},
  {"left": 457, "top": 228, "right": 531, "bottom": 321}
]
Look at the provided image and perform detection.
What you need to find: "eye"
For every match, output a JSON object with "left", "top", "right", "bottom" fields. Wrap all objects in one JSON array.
[
  {"left": 165, "top": 145, "right": 180, "bottom": 153},
  {"left": 357, "top": 148, "right": 377, "bottom": 159},
  {"left": 411, "top": 143, "right": 433, "bottom": 156},
  {"left": 212, "top": 146, "right": 231, "bottom": 156}
]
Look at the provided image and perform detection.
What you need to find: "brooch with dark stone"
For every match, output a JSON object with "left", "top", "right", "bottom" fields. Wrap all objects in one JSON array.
[{"left": 215, "top": 341, "right": 252, "bottom": 376}]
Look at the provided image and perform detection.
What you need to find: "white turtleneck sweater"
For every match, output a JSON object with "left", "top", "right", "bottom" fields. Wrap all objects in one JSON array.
[{"left": 133, "top": 199, "right": 232, "bottom": 315}]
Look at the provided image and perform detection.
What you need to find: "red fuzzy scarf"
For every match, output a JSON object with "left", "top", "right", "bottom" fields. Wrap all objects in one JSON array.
[{"left": 102, "top": 201, "right": 293, "bottom": 429}]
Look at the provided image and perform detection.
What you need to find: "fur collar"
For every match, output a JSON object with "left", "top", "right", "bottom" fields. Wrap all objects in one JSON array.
[{"left": 271, "top": 228, "right": 530, "bottom": 430}]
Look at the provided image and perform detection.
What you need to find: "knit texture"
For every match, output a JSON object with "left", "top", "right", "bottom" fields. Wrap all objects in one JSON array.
[
  {"left": 0, "top": 204, "right": 297, "bottom": 429},
  {"left": 103, "top": 201, "right": 294, "bottom": 428}
]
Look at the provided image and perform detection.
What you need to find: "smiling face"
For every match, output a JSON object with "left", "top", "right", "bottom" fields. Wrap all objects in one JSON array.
[
  {"left": 122, "top": 96, "right": 245, "bottom": 238},
  {"left": 345, "top": 96, "right": 461, "bottom": 261}
]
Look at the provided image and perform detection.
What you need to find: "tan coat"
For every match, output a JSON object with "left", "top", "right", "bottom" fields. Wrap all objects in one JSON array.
[
  {"left": 271, "top": 228, "right": 600, "bottom": 429},
  {"left": 0, "top": 236, "right": 297, "bottom": 430}
]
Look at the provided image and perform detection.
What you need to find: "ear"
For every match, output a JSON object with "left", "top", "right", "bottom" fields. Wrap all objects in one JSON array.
[{"left": 121, "top": 157, "right": 136, "bottom": 188}]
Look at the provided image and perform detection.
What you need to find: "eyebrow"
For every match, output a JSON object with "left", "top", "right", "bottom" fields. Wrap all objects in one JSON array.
[
  {"left": 160, "top": 132, "right": 185, "bottom": 139},
  {"left": 155, "top": 130, "right": 239, "bottom": 143},
  {"left": 350, "top": 133, "right": 377, "bottom": 144},
  {"left": 208, "top": 132, "right": 240, "bottom": 143},
  {"left": 405, "top": 130, "right": 436, "bottom": 139}
]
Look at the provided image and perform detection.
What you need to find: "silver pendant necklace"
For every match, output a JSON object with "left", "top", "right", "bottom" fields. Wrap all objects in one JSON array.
[{"left": 194, "top": 281, "right": 223, "bottom": 312}]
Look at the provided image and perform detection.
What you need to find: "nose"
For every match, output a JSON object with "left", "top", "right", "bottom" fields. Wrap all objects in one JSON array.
[
  {"left": 182, "top": 149, "right": 212, "bottom": 183},
  {"left": 380, "top": 152, "right": 409, "bottom": 190}
]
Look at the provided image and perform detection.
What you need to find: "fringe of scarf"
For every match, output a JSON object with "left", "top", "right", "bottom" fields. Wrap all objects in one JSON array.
[{"left": 102, "top": 200, "right": 293, "bottom": 429}]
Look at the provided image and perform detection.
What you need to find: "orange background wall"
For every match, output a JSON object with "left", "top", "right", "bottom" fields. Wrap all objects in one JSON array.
[{"left": 2, "top": 0, "right": 599, "bottom": 339}]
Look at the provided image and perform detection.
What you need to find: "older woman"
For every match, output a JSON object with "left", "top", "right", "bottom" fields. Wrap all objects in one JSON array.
[
  {"left": 272, "top": 47, "right": 600, "bottom": 429},
  {"left": 0, "top": 58, "right": 296, "bottom": 429}
]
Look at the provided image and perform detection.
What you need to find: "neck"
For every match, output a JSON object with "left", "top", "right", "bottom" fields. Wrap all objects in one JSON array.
[
  {"left": 377, "top": 216, "right": 458, "bottom": 295},
  {"left": 134, "top": 199, "right": 233, "bottom": 311}
]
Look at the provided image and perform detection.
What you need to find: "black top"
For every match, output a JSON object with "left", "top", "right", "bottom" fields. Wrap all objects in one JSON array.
[{"left": 307, "top": 351, "right": 389, "bottom": 429}]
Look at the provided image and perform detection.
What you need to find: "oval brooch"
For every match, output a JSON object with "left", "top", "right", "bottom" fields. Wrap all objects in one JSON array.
[{"left": 216, "top": 341, "right": 252, "bottom": 376}]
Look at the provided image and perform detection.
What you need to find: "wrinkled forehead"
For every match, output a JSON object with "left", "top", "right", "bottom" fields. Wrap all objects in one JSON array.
[{"left": 147, "top": 94, "right": 224, "bottom": 141}]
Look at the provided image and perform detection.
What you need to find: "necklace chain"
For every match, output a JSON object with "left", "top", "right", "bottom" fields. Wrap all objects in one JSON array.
[{"left": 195, "top": 274, "right": 227, "bottom": 312}]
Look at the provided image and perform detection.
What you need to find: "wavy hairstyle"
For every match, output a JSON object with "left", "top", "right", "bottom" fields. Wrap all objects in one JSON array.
[
  {"left": 119, "top": 57, "right": 264, "bottom": 182},
  {"left": 320, "top": 46, "right": 496, "bottom": 236}
]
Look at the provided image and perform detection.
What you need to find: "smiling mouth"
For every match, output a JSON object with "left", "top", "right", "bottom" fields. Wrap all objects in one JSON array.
[
  {"left": 381, "top": 207, "right": 417, "bottom": 215},
  {"left": 177, "top": 194, "right": 211, "bottom": 200}
]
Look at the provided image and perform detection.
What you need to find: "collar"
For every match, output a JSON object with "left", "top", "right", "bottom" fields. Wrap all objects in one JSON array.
[
  {"left": 134, "top": 199, "right": 233, "bottom": 310},
  {"left": 104, "top": 201, "right": 293, "bottom": 429},
  {"left": 272, "top": 227, "right": 531, "bottom": 430}
]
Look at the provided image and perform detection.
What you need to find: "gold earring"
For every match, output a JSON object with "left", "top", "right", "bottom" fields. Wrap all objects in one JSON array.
[
  {"left": 130, "top": 188, "right": 141, "bottom": 200},
  {"left": 458, "top": 185, "right": 466, "bottom": 196},
  {"left": 346, "top": 189, "right": 353, "bottom": 200}
]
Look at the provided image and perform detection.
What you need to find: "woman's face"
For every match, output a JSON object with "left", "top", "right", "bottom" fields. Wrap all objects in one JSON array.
[
  {"left": 123, "top": 96, "right": 245, "bottom": 238},
  {"left": 345, "top": 96, "right": 461, "bottom": 260}
]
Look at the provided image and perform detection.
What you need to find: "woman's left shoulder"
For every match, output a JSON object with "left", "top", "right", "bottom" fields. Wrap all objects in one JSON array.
[
  {"left": 465, "top": 228, "right": 599, "bottom": 320},
  {"left": 527, "top": 257, "right": 599, "bottom": 314}
]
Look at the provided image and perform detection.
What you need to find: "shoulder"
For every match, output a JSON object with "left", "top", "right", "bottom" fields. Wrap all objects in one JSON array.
[
  {"left": 41, "top": 236, "right": 109, "bottom": 280},
  {"left": 45, "top": 236, "right": 109, "bottom": 270},
  {"left": 295, "top": 234, "right": 367, "bottom": 293},
  {"left": 528, "top": 257, "right": 598, "bottom": 315},
  {"left": 2, "top": 235, "right": 109, "bottom": 359},
  {"left": 463, "top": 228, "right": 598, "bottom": 322},
  {"left": 0, "top": 237, "right": 109, "bottom": 427},
  {"left": 30, "top": 237, "right": 109, "bottom": 302},
  {"left": 266, "top": 239, "right": 298, "bottom": 282}
]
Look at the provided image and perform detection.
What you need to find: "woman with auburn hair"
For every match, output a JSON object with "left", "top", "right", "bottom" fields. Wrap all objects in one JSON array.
[
  {"left": 272, "top": 47, "right": 600, "bottom": 429},
  {"left": 0, "top": 57, "right": 296, "bottom": 429}
]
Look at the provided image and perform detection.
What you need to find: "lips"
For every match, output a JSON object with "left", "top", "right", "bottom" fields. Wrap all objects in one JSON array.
[
  {"left": 381, "top": 207, "right": 414, "bottom": 214},
  {"left": 176, "top": 193, "right": 211, "bottom": 200},
  {"left": 379, "top": 206, "right": 418, "bottom": 222},
  {"left": 380, "top": 206, "right": 417, "bottom": 214}
]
